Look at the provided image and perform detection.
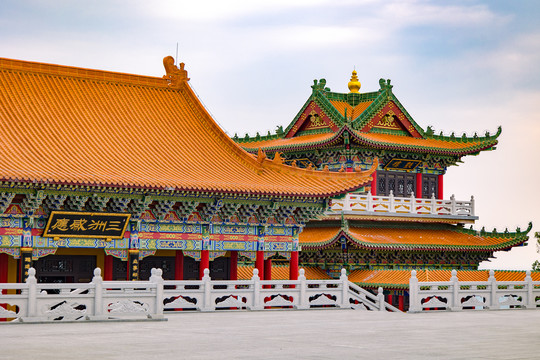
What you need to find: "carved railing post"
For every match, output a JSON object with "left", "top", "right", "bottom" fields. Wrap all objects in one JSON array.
[
  {"left": 488, "top": 270, "right": 497, "bottom": 310},
  {"left": 297, "top": 269, "right": 309, "bottom": 309},
  {"left": 409, "top": 192, "right": 416, "bottom": 214},
  {"left": 377, "top": 287, "right": 385, "bottom": 311},
  {"left": 150, "top": 268, "right": 164, "bottom": 317},
  {"left": 340, "top": 268, "right": 349, "bottom": 309},
  {"left": 250, "top": 268, "right": 263, "bottom": 310},
  {"left": 92, "top": 267, "right": 104, "bottom": 319},
  {"left": 525, "top": 270, "right": 535, "bottom": 309},
  {"left": 430, "top": 193, "right": 436, "bottom": 214},
  {"left": 389, "top": 190, "right": 395, "bottom": 212},
  {"left": 450, "top": 194, "right": 456, "bottom": 215},
  {"left": 367, "top": 192, "right": 373, "bottom": 212},
  {"left": 201, "top": 268, "right": 213, "bottom": 312},
  {"left": 470, "top": 196, "right": 475, "bottom": 216},
  {"left": 26, "top": 267, "right": 37, "bottom": 318},
  {"left": 408, "top": 270, "right": 421, "bottom": 313},
  {"left": 450, "top": 270, "right": 460, "bottom": 311}
]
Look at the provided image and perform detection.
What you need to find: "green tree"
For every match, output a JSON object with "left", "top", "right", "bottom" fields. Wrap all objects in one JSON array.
[{"left": 533, "top": 232, "right": 540, "bottom": 270}]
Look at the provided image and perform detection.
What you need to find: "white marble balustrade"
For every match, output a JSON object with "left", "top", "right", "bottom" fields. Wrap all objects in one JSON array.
[
  {"left": 329, "top": 192, "right": 475, "bottom": 218},
  {"left": 0, "top": 268, "right": 400, "bottom": 323},
  {"left": 408, "top": 269, "right": 540, "bottom": 312}
]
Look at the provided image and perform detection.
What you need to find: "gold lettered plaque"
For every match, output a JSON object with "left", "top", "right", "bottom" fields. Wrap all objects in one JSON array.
[
  {"left": 383, "top": 159, "right": 422, "bottom": 172},
  {"left": 43, "top": 211, "right": 131, "bottom": 239}
]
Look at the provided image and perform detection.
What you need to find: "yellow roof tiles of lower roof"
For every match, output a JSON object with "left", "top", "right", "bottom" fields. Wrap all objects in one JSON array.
[
  {"left": 239, "top": 127, "right": 496, "bottom": 155},
  {"left": 353, "top": 131, "right": 496, "bottom": 152},
  {"left": 240, "top": 132, "right": 335, "bottom": 150},
  {"left": 349, "top": 269, "right": 540, "bottom": 288},
  {"left": 346, "top": 227, "right": 512, "bottom": 248},
  {"left": 0, "top": 57, "right": 373, "bottom": 197},
  {"left": 299, "top": 226, "right": 527, "bottom": 251},
  {"left": 237, "top": 265, "right": 331, "bottom": 280}
]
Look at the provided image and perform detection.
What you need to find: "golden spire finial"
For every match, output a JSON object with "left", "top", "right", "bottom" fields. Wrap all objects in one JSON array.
[{"left": 348, "top": 70, "right": 361, "bottom": 93}]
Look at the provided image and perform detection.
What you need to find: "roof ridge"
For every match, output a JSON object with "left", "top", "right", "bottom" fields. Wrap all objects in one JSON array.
[
  {"left": 425, "top": 126, "right": 502, "bottom": 143},
  {"left": 0, "top": 57, "right": 167, "bottom": 88}
]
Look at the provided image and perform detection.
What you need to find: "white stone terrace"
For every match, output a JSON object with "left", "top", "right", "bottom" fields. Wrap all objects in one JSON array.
[
  {"left": 2, "top": 310, "right": 540, "bottom": 359},
  {"left": 328, "top": 192, "right": 477, "bottom": 221}
]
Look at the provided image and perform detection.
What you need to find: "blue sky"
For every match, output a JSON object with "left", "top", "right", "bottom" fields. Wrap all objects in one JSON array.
[{"left": 1, "top": 0, "right": 539, "bottom": 269}]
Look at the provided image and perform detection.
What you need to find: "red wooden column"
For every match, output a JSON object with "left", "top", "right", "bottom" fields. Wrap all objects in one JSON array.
[
  {"left": 386, "top": 293, "right": 393, "bottom": 307},
  {"left": 437, "top": 174, "right": 444, "bottom": 199},
  {"left": 256, "top": 226, "right": 265, "bottom": 280},
  {"left": 199, "top": 250, "right": 209, "bottom": 280},
  {"left": 370, "top": 170, "right": 377, "bottom": 195},
  {"left": 230, "top": 251, "right": 238, "bottom": 280},
  {"left": 289, "top": 251, "right": 299, "bottom": 280},
  {"left": 175, "top": 250, "right": 184, "bottom": 280},
  {"left": 104, "top": 254, "right": 114, "bottom": 281},
  {"left": 416, "top": 173, "right": 422, "bottom": 198},
  {"left": 264, "top": 258, "right": 272, "bottom": 281},
  {"left": 398, "top": 294, "right": 405, "bottom": 312},
  {"left": 0, "top": 253, "right": 7, "bottom": 321},
  {"left": 256, "top": 250, "right": 265, "bottom": 280},
  {"left": 0, "top": 253, "right": 8, "bottom": 284}
]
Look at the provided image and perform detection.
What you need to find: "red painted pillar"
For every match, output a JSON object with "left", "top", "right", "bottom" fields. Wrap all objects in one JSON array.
[
  {"left": 386, "top": 294, "right": 393, "bottom": 307},
  {"left": 370, "top": 170, "right": 377, "bottom": 196},
  {"left": 230, "top": 251, "right": 238, "bottom": 280},
  {"left": 199, "top": 250, "right": 209, "bottom": 280},
  {"left": 398, "top": 295, "right": 404, "bottom": 312},
  {"left": 416, "top": 173, "right": 422, "bottom": 198},
  {"left": 438, "top": 174, "right": 444, "bottom": 199},
  {"left": 0, "top": 253, "right": 8, "bottom": 284},
  {"left": 0, "top": 253, "right": 7, "bottom": 321},
  {"left": 175, "top": 250, "right": 184, "bottom": 280},
  {"left": 104, "top": 254, "right": 113, "bottom": 281},
  {"left": 289, "top": 251, "right": 299, "bottom": 280},
  {"left": 256, "top": 251, "right": 265, "bottom": 280},
  {"left": 264, "top": 258, "right": 272, "bottom": 281}
]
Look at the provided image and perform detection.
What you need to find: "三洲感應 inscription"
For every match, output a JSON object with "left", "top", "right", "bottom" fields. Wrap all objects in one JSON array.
[{"left": 43, "top": 211, "right": 130, "bottom": 239}]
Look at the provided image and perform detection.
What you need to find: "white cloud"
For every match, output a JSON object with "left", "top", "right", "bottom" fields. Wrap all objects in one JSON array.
[{"left": 381, "top": 0, "right": 507, "bottom": 28}]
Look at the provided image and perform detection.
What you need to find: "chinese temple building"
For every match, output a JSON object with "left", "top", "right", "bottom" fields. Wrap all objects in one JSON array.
[
  {"left": 234, "top": 71, "right": 532, "bottom": 309},
  {"left": 0, "top": 57, "right": 377, "bottom": 285}
]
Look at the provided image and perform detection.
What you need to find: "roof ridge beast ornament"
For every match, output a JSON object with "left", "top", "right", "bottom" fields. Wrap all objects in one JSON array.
[{"left": 163, "top": 56, "right": 189, "bottom": 88}]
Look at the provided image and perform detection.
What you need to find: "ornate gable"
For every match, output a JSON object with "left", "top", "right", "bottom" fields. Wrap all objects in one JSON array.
[
  {"left": 360, "top": 101, "right": 422, "bottom": 138},
  {"left": 285, "top": 101, "right": 338, "bottom": 138}
]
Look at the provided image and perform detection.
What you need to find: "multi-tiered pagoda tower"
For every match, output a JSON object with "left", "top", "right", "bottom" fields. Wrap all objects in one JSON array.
[{"left": 235, "top": 71, "right": 531, "bottom": 309}]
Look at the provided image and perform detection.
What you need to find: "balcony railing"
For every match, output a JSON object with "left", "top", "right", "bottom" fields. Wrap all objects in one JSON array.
[{"left": 329, "top": 192, "right": 475, "bottom": 218}]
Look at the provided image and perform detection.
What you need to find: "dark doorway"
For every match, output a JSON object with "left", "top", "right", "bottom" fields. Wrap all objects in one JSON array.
[
  {"left": 139, "top": 256, "right": 175, "bottom": 280},
  {"left": 34, "top": 255, "right": 96, "bottom": 283},
  {"left": 112, "top": 257, "right": 127, "bottom": 280},
  {"left": 183, "top": 257, "right": 200, "bottom": 280},
  {"left": 210, "top": 257, "right": 230, "bottom": 280},
  {"left": 183, "top": 256, "right": 231, "bottom": 280},
  {"left": 422, "top": 174, "right": 438, "bottom": 199},
  {"left": 377, "top": 171, "right": 416, "bottom": 197}
]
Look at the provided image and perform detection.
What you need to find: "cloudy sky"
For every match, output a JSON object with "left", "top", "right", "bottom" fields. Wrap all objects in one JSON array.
[{"left": 2, "top": 0, "right": 539, "bottom": 269}]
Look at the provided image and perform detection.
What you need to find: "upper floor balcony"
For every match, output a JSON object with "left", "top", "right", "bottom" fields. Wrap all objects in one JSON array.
[{"left": 327, "top": 192, "right": 477, "bottom": 222}]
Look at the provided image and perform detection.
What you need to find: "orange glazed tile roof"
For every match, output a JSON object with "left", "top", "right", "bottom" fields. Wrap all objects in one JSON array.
[
  {"left": 238, "top": 126, "right": 497, "bottom": 156},
  {"left": 300, "top": 226, "right": 528, "bottom": 251},
  {"left": 0, "top": 57, "right": 374, "bottom": 197},
  {"left": 240, "top": 132, "right": 336, "bottom": 151},
  {"left": 348, "top": 269, "right": 540, "bottom": 289},
  {"left": 237, "top": 265, "right": 331, "bottom": 280},
  {"left": 351, "top": 131, "right": 497, "bottom": 154}
]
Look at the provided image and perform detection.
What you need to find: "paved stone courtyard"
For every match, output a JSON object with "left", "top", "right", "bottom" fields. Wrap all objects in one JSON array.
[{"left": 1, "top": 309, "right": 539, "bottom": 359}]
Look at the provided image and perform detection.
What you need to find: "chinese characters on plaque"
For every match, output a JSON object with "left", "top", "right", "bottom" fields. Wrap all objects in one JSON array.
[
  {"left": 43, "top": 212, "right": 130, "bottom": 239},
  {"left": 383, "top": 159, "right": 422, "bottom": 171}
]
